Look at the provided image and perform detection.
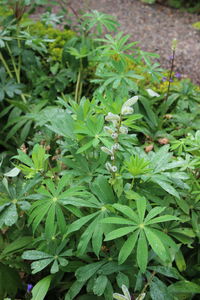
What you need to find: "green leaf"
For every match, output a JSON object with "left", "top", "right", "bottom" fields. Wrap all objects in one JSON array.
[
  {"left": 175, "top": 249, "right": 186, "bottom": 272},
  {"left": 67, "top": 211, "right": 99, "bottom": 235},
  {"left": 22, "top": 250, "right": 52, "bottom": 260},
  {"left": 116, "top": 272, "right": 129, "bottom": 289},
  {"left": 137, "top": 230, "right": 148, "bottom": 273},
  {"left": 50, "top": 260, "right": 59, "bottom": 274},
  {"left": 91, "top": 176, "right": 115, "bottom": 204},
  {"left": 31, "top": 275, "right": 52, "bottom": 300},
  {"left": 76, "top": 261, "right": 106, "bottom": 282},
  {"left": 144, "top": 227, "right": 169, "bottom": 262},
  {"left": 148, "top": 266, "right": 184, "bottom": 280},
  {"left": 92, "top": 217, "right": 104, "bottom": 257},
  {"left": 136, "top": 197, "right": 146, "bottom": 222},
  {"left": 151, "top": 176, "right": 180, "bottom": 199},
  {"left": 65, "top": 280, "right": 86, "bottom": 300},
  {"left": 105, "top": 226, "right": 137, "bottom": 241},
  {"left": 93, "top": 275, "right": 108, "bottom": 296},
  {"left": 76, "top": 139, "right": 94, "bottom": 154},
  {"left": 4, "top": 167, "right": 20, "bottom": 177},
  {"left": 0, "top": 204, "right": 18, "bottom": 227},
  {"left": 168, "top": 280, "right": 200, "bottom": 294},
  {"left": 113, "top": 204, "right": 139, "bottom": 223},
  {"left": 145, "top": 215, "right": 179, "bottom": 225},
  {"left": 150, "top": 277, "right": 173, "bottom": 300},
  {"left": 101, "top": 217, "right": 135, "bottom": 225},
  {"left": 77, "top": 218, "right": 98, "bottom": 255},
  {"left": 0, "top": 263, "right": 22, "bottom": 299},
  {"left": 144, "top": 207, "right": 166, "bottom": 223},
  {"left": 2, "top": 237, "right": 32, "bottom": 256},
  {"left": 118, "top": 230, "right": 139, "bottom": 264},
  {"left": 31, "top": 258, "right": 54, "bottom": 274},
  {"left": 45, "top": 204, "right": 56, "bottom": 238}
]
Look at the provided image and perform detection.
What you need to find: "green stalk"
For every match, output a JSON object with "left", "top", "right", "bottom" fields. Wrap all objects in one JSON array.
[
  {"left": 164, "top": 48, "right": 175, "bottom": 103},
  {"left": 75, "top": 59, "right": 83, "bottom": 103},
  {"left": 0, "top": 52, "right": 13, "bottom": 78},
  {"left": 6, "top": 42, "right": 20, "bottom": 83}
]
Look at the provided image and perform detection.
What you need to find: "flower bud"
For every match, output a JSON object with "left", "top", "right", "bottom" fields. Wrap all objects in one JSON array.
[
  {"left": 111, "top": 132, "right": 118, "bottom": 139},
  {"left": 105, "top": 112, "right": 120, "bottom": 122},
  {"left": 104, "top": 126, "right": 114, "bottom": 134},
  {"left": 112, "top": 143, "right": 120, "bottom": 150},
  {"left": 101, "top": 146, "right": 113, "bottom": 155},
  {"left": 123, "top": 96, "right": 138, "bottom": 107},
  {"left": 111, "top": 155, "right": 115, "bottom": 160},
  {"left": 111, "top": 165, "right": 117, "bottom": 172},
  {"left": 105, "top": 162, "right": 113, "bottom": 172},
  {"left": 119, "top": 126, "right": 128, "bottom": 134},
  {"left": 121, "top": 106, "right": 134, "bottom": 115}
]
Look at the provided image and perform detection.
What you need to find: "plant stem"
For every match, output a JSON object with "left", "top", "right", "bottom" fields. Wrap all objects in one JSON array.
[
  {"left": 0, "top": 52, "right": 13, "bottom": 78},
  {"left": 138, "top": 271, "right": 156, "bottom": 297},
  {"left": 6, "top": 42, "right": 20, "bottom": 83},
  {"left": 164, "top": 49, "right": 175, "bottom": 102},
  {"left": 75, "top": 59, "right": 83, "bottom": 103}
]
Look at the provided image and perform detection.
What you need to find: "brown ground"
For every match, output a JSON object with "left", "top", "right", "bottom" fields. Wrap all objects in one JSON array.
[{"left": 64, "top": 0, "right": 199, "bottom": 85}]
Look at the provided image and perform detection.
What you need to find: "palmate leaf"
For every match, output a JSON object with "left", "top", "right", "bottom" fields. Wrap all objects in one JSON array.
[
  {"left": 83, "top": 10, "right": 119, "bottom": 34},
  {"left": 13, "top": 144, "right": 49, "bottom": 178},
  {"left": 103, "top": 196, "right": 178, "bottom": 270},
  {"left": 22, "top": 246, "right": 72, "bottom": 274}
]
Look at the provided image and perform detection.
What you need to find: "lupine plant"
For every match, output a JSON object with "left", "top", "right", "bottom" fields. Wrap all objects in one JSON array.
[{"left": 0, "top": 2, "right": 200, "bottom": 300}]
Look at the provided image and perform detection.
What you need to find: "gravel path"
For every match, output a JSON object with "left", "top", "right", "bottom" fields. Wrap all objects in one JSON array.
[{"left": 67, "top": 0, "right": 200, "bottom": 85}]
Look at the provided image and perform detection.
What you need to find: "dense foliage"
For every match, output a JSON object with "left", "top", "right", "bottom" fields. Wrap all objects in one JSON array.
[{"left": 0, "top": 1, "right": 200, "bottom": 300}]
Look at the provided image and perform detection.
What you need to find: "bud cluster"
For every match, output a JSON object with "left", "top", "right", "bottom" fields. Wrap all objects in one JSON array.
[{"left": 101, "top": 96, "right": 138, "bottom": 175}]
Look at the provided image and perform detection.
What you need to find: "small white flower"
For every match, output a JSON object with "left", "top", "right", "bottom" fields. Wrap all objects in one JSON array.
[{"left": 111, "top": 155, "right": 115, "bottom": 160}]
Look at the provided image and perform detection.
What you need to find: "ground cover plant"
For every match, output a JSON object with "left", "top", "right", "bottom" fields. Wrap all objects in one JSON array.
[{"left": 0, "top": 1, "right": 200, "bottom": 300}]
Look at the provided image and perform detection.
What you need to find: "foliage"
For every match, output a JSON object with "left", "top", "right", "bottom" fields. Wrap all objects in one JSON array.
[{"left": 0, "top": 2, "right": 200, "bottom": 300}]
